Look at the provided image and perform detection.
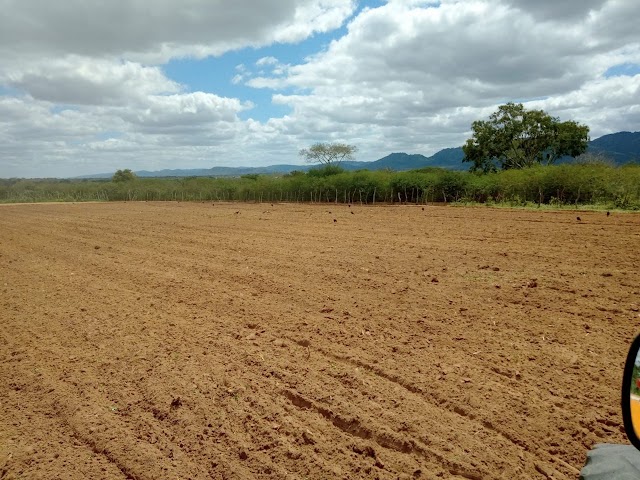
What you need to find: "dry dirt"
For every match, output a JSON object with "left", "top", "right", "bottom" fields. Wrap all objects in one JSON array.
[{"left": 1, "top": 202, "right": 639, "bottom": 480}]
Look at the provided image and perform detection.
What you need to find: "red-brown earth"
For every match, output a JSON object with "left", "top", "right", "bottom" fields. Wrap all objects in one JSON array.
[{"left": 1, "top": 202, "right": 639, "bottom": 479}]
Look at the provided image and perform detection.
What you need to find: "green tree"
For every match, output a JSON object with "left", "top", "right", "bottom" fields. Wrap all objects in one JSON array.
[
  {"left": 307, "top": 164, "right": 346, "bottom": 177},
  {"left": 112, "top": 169, "right": 137, "bottom": 182},
  {"left": 299, "top": 142, "right": 357, "bottom": 166},
  {"left": 462, "top": 103, "right": 589, "bottom": 173}
]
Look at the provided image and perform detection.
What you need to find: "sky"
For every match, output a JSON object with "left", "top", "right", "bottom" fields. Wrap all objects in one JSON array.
[{"left": 0, "top": 0, "right": 639, "bottom": 178}]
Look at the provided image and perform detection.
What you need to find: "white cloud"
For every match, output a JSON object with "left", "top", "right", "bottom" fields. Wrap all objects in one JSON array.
[
  {"left": 256, "top": 57, "right": 280, "bottom": 67},
  {"left": 118, "top": 92, "right": 252, "bottom": 133},
  {"left": 531, "top": 74, "right": 640, "bottom": 136},
  {"left": 505, "top": 0, "right": 608, "bottom": 20},
  {"left": 2, "top": 57, "right": 180, "bottom": 105},
  {"left": 271, "top": 0, "right": 357, "bottom": 44},
  {"left": 0, "top": 1, "right": 359, "bottom": 177},
  {"left": 0, "top": 0, "right": 356, "bottom": 63},
  {"left": 0, "top": 0, "right": 639, "bottom": 178},
  {"left": 250, "top": 0, "right": 640, "bottom": 152}
]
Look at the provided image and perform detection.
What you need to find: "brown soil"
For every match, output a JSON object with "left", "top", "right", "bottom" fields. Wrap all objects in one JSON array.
[{"left": 1, "top": 202, "right": 639, "bottom": 479}]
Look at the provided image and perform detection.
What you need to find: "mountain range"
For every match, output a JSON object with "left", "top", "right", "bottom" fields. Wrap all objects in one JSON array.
[
  {"left": 587, "top": 131, "right": 640, "bottom": 164},
  {"left": 80, "top": 131, "right": 639, "bottom": 178}
]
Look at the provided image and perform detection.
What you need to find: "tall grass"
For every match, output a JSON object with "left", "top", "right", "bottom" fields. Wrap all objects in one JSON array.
[{"left": 1, "top": 162, "right": 639, "bottom": 209}]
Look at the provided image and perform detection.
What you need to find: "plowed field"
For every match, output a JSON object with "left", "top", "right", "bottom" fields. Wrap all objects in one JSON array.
[{"left": 1, "top": 202, "right": 639, "bottom": 479}]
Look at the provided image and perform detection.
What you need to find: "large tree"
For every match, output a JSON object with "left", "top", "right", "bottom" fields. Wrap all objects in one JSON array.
[
  {"left": 299, "top": 142, "right": 357, "bottom": 166},
  {"left": 112, "top": 169, "right": 137, "bottom": 182},
  {"left": 462, "top": 103, "right": 590, "bottom": 173}
]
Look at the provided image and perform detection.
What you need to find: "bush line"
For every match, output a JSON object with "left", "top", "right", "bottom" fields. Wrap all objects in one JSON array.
[{"left": 1, "top": 162, "right": 639, "bottom": 210}]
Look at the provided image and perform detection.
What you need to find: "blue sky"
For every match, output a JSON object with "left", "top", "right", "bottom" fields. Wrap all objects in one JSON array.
[
  {"left": 605, "top": 63, "right": 640, "bottom": 78},
  {"left": 0, "top": 0, "right": 638, "bottom": 178},
  {"left": 162, "top": 0, "right": 382, "bottom": 122},
  {"left": 163, "top": 41, "right": 317, "bottom": 122}
]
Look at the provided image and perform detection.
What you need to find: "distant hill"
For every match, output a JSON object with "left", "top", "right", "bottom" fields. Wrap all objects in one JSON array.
[
  {"left": 77, "top": 131, "right": 639, "bottom": 179},
  {"left": 588, "top": 131, "right": 640, "bottom": 164},
  {"left": 77, "top": 151, "right": 466, "bottom": 179},
  {"left": 134, "top": 164, "right": 305, "bottom": 178},
  {"left": 78, "top": 164, "right": 309, "bottom": 179},
  {"left": 363, "top": 153, "right": 437, "bottom": 170},
  {"left": 423, "top": 147, "right": 466, "bottom": 169}
]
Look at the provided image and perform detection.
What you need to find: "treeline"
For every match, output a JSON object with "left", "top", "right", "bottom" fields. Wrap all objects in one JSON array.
[{"left": 1, "top": 162, "right": 639, "bottom": 209}]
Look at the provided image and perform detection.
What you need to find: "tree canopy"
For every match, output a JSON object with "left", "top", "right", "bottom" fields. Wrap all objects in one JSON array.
[
  {"left": 462, "top": 103, "right": 590, "bottom": 173},
  {"left": 299, "top": 142, "right": 357, "bottom": 165},
  {"left": 112, "top": 169, "right": 137, "bottom": 182}
]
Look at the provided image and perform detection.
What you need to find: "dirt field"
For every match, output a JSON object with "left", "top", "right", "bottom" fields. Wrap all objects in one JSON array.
[{"left": 1, "top": 202, "right": 639, "bottom": 479}]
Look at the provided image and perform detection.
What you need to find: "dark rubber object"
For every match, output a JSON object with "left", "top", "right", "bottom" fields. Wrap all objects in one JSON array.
[{"left": 580, "top": 443, "right": 640, "bottom": 479}]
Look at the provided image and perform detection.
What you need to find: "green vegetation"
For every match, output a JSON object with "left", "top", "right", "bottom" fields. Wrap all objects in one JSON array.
[
  {"left": 299, "top": 142, "right": 358, "bottom": 165},
  {"left": 112, "top": 168, "right": 137, "bottom": 182},
  {"left": 463, "top": 103, "right": 590, "bottom": 173},
  {"left": 2, "top": 161, "right": 639, "bottom": 209},
  {"left": 632, "top": 363, "right": 640, "bottom": 396}
]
